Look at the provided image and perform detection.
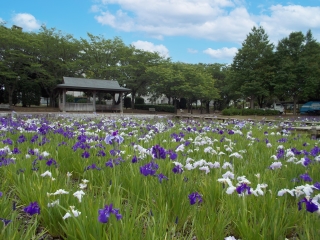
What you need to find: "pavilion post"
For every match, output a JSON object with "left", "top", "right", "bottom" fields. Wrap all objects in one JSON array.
[
  {"left": 62, "top": 89, "right": 66, "bottom": 112},
  {"left": 92, "top": 91, "right": 96, "bottom": 113},
  {"left": 120, "top": 92, "right": 123, "bottom": 114}
]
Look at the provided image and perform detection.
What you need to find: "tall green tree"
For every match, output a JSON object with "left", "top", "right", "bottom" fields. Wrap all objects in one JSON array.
[
  {"left": 37, "top": 26, "right": 82, "bottom": 106},
  {"left": 0, "top": 25, "right": 42, "bottom": 105},
  {"left": 231, "top": 26, "right": 275, "bottom": 108},
  {"left": 80, "top": 34, "right": 126, "bottom": 80},
  {"left": 118, "top": 47, "right": 164, "bottom": 108},
  {"left": 275, "top": 30, "right": 320, "bottom": 114}
]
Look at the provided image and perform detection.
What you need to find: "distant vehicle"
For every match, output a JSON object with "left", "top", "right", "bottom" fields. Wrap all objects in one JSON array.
[
  {"left": 299, "top": 101, "right": 320, "bottom": 114},
  {"left": 270, "top": 103, "right": 284, "bottom": 114}
]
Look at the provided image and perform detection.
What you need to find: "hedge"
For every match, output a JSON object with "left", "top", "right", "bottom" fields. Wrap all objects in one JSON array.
[
  {"left": 221, "top": 108, "right": 281, "bottom": 116},
  {"left": 135, "top": 104, "right": 175, "bottom": 113}
]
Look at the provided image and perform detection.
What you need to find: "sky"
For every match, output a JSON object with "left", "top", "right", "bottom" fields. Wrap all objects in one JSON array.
[{"left": 1, "top": 0, "right": 320, "bottom": 64}]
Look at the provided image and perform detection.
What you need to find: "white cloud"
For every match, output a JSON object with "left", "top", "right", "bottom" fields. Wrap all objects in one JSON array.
[
  {"left": 258, "top": 5, "right": 320, "bottom": 42},
  {"left": 131, "top": 40, "right": 170, "bottom": 58},
  {"left": 203, "top": 47, "right": 238, "bottom": 60},
  {"left": 90, "top": 5, "right": 101, "bottom": 13},
  {"left": 188, "top": 48, "right": 198, "bottom": 54},
  {"left": 93, "top": 1, "right": 320, "bottom": 44},
  {"left": 94, "top": 0, "right": 252, "bottom": 42},
  {"left": 12, "top": 13, "right": 41, "bottom": 31}
]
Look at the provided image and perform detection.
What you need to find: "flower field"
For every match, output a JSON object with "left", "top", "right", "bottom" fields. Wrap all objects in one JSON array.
[{"left": 1, "top": 114, "right": 320, "bottom": 240}]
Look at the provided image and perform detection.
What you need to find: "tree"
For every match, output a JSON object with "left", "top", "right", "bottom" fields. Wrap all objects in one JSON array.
[
  {"left": 275, "top": 30, "right": 320, "bottom": 114},
  {"left": 80, "top": 34, "right": 126, "bottom": 80},
  {"left": 37, "top": 26, "right": 83, "bottom": 107},
  {"left": 231, "top": 26, "right": 275, "bottom": 109},
  {"left": 118, "top": 47, "right": 164, "bottom": 108}
]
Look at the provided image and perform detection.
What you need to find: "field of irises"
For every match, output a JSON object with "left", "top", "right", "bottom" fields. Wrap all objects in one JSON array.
[{"left": 1, "top": 114, "right": 320, "bottom": 240}]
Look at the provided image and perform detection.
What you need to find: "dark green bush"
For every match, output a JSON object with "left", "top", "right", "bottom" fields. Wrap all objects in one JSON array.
[
  {"left": 66, "top": 94, "right": 75, "bottom": 103},
  {"left": 135, "top": 104, "right": 175, "bottom": 113},
  {"left": 77, "top": 99, "right": 88, "bottom": 103},
  {"left": 124, "top": 97, "right": 131, "bottom": 109},
  {"left": 135, "top": 97, "right": 145, "bottom": 105},
  {"left": 222, "top": 108, "right": 280, "bottom": 116},
  {"left": 179, "top": 98, "right": 187, "bottom": 109}
]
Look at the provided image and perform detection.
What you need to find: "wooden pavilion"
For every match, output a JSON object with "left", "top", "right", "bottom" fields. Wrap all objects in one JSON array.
[{"left": 56, "top": 77, "right": 130, "bottom": 113}]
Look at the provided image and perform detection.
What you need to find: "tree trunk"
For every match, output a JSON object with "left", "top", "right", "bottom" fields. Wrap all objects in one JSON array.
[
  {"left": 250, "top": 96, "right": 255, "bottom": 109},
  {"left": 8, "top": 88, "right": 14, "bottom": 106},
  {"left": 293, "top": 96, "right": 297, "bottom": 115},
  {"left": 206, "top": 101, "right": 210, "bottom": 114},
  {"left": 131, "top": 90, "right": 136, "bottom": 109}
]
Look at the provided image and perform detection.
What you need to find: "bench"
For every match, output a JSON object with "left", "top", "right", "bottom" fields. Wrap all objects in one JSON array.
[
  {"left": 149, "top": 108, "right": 156, "bottom": 113},
  {"left": 0, "top": 104, "right": 11, "bottom": 110}
]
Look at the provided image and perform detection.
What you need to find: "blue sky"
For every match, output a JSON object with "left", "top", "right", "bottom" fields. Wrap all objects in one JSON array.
[{"left": 1, "top": 0, "right": 320, "bottom": 64}]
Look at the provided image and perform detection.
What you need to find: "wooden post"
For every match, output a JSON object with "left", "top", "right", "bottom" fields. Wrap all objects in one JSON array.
[
  {"left": 62, "top": 89, "right": 66, "bottom": 112},
  {"left": 120, "top": 92, "right": 123, "bottom": 114},
  {"left": 93, "top": 91, "right": 96, "bottom": 113}
]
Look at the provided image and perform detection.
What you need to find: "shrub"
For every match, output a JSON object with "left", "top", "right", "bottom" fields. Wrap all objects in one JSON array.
[
  {"left": 66, "top": 94, "right": 75, "bottom": 103},
  {"left": 179, "top": 98, "right": 187, "bottom": 109},
  {"left": 124, "top": 97, "right": 131, "bottom": 109},
  {"left": 135, "top": 97, "right": 145, "bottom": 105},
  {"left": 135, "top": 104, "right": 175, "bottom": 113},
  {"left": 222, "top": 108, "right": 280, "bottom": 116}
]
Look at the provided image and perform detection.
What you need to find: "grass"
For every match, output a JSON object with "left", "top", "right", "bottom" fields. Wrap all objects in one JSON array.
[{"left": 0, "top": 114, "right": 320, "bottom": 239}]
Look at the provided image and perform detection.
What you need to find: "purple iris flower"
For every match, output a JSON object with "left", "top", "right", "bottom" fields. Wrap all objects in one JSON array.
[
  {"left": 46, "top": 158, "right": 57, "bottom": 166},
  {"left": 24, "top": 202, "right": 40, "bottom": 215},
  {"left": 85, "top": 163, "right": 101, "bottom": 171},
  {"left": 131, "top": 155, "right": 138, "bottom": 163},
  {"left": 314, "top": 182, "right": 320, "bottom": 190},
  {"left": 236, "top": 183, "right": 252, "bottom": 195},
  {"left": 0, "top": 218, "right": 11, "bottom": 226},
  {"left": 298, "top": 197, "right": 319, "bottom": 213},
  {"left": 12, "top": 148, "right": 21, "bottom": 154},
  {"left": 310, "top": 146, "right": 320, "bottom": 157},
  {"left": 172, "top": 165, "right": 184, "bottom": 174},
  {"left": 17, "top": 135, "right": 27, "bottom": 143},
  {"left": 167, "top": 150, "right": 177, "bottom": 160},
  {"left": 98, "top": 204, "right": 122, "bottom": 223},
  {"left": 156, "top": 173, "right": 168, "bottom": 183},
  {"left": 291, "top": 148, "right": 302, "bottom": 155},
  {"left": 81, "top": 151, "right": 90, "bottom": 158},
  {"left": 104, "top": 131, "right": 124, "bottom": 145},
  {"left": 97, "top": 150, "right": 106, "bottom": 157},
  {"left": 151, "top": 145, "right": 166, "bottom": 159},
  {"left": 228, "top": 130, "right": 234, "bottom": 135},
  {"left": 184, "top": 141, "right": 191, "bottom": 146},
  {"left": 277, "top": 138, "right": 288, "bottom": 143},
  {"left": 2, "top": 138, "right": 13, "bottom": 145},
  {"left": 303, "top": 157, "right": 312, "bottom": 166},
  {"left": 110, "top": 149, "right": 120, "bottom": 156},
  {"left": 188, "top": 192, "right": 203, "bottom": 205},
  {"left": 0, "top": 192, "right": 2, "bottom": 197},
  {"left": 140, "top": 162, "right": 159, "bottom": 176},
  {"left": 105, "top": 160, "right": 114, "bottom": 168},
  {"left": 300, "top": 173, "right": 312, "bottom": 182},
  {"left": 276, "top": 149, "right": 285, "bottom": 159}
]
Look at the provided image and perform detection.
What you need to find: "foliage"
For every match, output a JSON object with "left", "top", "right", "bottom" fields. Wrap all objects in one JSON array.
[
  {"left": 123, "top": 97, "right": 131, "bottom": 109},
  {"left": 274, "top": 30, "right": 320, "bottom": 114},
  {"left": 134, "top": 96, "right": 145, "bottom": 105},
  {"left": 222, "top": 108, "right": 280, "bottom": 116},
  {"left": 66, "top": 94, "right": 75, "bottom": 103},
  {"left": 134, "top": 104, "right": 175, "bottom": 112},
  {"left": 1, "top": 115, "right": 320, "bottom": 239},
  {"left": 179, "top": 98, "right": 187, "bottom": 109},
  {"left": 230, "top": 26, "right": 275, "bottom": 108}
]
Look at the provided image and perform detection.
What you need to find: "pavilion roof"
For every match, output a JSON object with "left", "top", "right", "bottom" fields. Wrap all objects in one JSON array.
[{"left": 56, "top": 77, "right": 130, "bottom": 92}]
